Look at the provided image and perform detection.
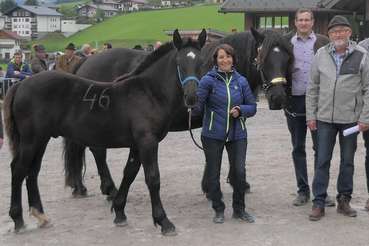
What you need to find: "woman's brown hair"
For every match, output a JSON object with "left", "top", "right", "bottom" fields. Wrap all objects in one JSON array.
[{"left": 212, "top": 43, "right": 237, "bottom": 67}]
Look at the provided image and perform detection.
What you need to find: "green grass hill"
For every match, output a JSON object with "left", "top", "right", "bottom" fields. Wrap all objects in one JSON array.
[{"left": 39, "top": 4, "right": 243, "bottom": 51}]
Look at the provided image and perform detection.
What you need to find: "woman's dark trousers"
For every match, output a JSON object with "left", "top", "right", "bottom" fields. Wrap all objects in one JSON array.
[{"left": 201, "top": 136, "right": 248, "bottom": 213}]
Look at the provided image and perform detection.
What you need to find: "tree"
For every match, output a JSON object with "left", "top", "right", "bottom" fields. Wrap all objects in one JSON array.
[
  {"left": 0, "top": 0, "right": 16, "bottom": 14},
  {"left": 24, "top": 0, "right": 39, "bottom": 6}
]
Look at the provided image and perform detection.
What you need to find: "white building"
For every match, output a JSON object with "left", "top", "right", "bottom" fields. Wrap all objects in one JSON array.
[
  {"left": 76, "top": 4, "right": 119, "bottom": 18},
  {"left": 0, "top": 30, "right": 22, "bottom": 61},
  {"left": 61, "top": 19, "right": 91, "bottom": 37},
  {"left": 4, "top": 5, "right": 63, "bottom": 39}
]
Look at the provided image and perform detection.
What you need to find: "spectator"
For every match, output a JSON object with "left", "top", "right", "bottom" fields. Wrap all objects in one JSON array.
[
  {"left": 154, "top": 41, "right": 162, "bottom": 50},
  {"left": 5, "top": 51, "right": 32, "bottom": 81},
  {"left": 76, "top": 43, "right": 92, "bottom": 58},
  {"left": 31, "top": 44, "right": 48, "bottom": 74},
  {"left": 103, "top": 42, "right": 112, "bottom": 50},
  {"left": 55, "top": 43, "right": 81, "bottom": 74}
]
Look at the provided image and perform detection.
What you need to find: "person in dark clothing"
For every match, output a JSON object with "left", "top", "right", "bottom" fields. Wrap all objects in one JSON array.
[
  {"left": 103, "top": 43, "right": 112, "bottom": 49},
  {"left": 196, "top": 44, "right": 257, "bottom": 224},
  {"left": 31, "top": 44, "right": 48, "bottom": 74},
  {"left": 284, "top": 8, "right": 335, "bottom": 207}
]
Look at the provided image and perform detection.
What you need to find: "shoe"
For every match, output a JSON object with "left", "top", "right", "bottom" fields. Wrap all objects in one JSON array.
[
  {"left": 365, "top": 198, "right": 369, "bottom": 211},
  {"left": 337, "top": 198, "right": 357, "bottom": 217},
  {"left": 232, "top": 210, "right": 255, "bottom": 223},
  {"left": 324, "top": 195, "right": 336, "bottom": 207},
  {"left": 213, "top": 211, "right": 224, "bottom": 224},
  {"left": 293, "top": 193, "right": 310, "bottom": 206},
  {"left": 309, "top": 206, "right": 325, "bottom": 221}
]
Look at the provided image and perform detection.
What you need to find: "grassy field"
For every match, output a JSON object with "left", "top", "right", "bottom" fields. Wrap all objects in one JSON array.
[{"left": 38, "top": 4, "right": 244, "bottom": 51}]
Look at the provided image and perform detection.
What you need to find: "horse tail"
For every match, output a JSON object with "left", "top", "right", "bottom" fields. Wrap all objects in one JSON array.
[
  {"left": 3, "top": 82, "right": 21, "bottom": 157},
  {"left": 62, "top": 138, "right": 86, "bottom": 188},
  {"left": 72, "top": 57, "right": 88, "bottom": 74}
]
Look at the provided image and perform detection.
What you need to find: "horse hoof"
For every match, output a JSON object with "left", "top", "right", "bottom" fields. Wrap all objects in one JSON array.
[
  {"left": 114, "top": 212, "right": 128, "bottom": 227},
  {"left": 14, "top": 221, "right": 26, "bottom": 233},
  {"left": 39, "top": 220, "right": 53, "bottom": 229},
  {"left": 114, "top": 218, "right": 128, "bottom": 227},
  {"left": 161, "top": 227, "right": 177, "bottom": 236},
  {"left": 72, "top": 188, "right": 88, "bottom": 198}
]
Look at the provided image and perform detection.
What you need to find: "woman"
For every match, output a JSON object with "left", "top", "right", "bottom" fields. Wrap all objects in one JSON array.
[{"left": 196, "top": 44, "right": 257, "bottom": 223}]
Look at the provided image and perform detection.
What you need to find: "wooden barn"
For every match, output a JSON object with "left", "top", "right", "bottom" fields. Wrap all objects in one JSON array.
[{"left": 219, "top": 0, "right": 369, "bottom": 39}]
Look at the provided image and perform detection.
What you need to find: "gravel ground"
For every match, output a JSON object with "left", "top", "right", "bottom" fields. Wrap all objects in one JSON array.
[{"left": 1, "top": 99, "right": 369, "bottom": 246}]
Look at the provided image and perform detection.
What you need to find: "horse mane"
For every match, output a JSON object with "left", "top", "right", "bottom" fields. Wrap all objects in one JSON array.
[{"left": 113, "top": 38, "right": 201, "bottom": 83}]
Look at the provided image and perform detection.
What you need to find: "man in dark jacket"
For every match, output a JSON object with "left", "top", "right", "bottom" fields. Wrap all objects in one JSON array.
[
  {"left": 283, "top": 8, "right": 334, "bottom": 207},
  {"left": 31, "top": 44, "right": 48, "bottom": 74}
]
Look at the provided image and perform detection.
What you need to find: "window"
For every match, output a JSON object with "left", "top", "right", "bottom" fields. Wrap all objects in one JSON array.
[
  {"left": 5, "top": 53, "right": 10, "bottom": 59},
  {"left": 13, "top": 18, "right": 17, "bottom": 22},
  {"left": 259, "top": 16, "right": 289, "bottom": 30},
  {"left": 26, "top": 31, "right": 29, "bottom": 34},
  {"left": 25, "top": 18, "right": 29, "bottom": 22}
]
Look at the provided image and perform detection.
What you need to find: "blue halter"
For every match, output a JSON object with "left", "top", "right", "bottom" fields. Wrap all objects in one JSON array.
[{"left": 177, "top": 65, "right": 200, "bottom": 87}]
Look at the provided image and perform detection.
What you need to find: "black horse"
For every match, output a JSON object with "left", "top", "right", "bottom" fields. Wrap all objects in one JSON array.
[
  {"left": 3, "top": 31, "right": 205, "bottom": 235},
  {"left": 64, "top": 28, "right": 293, "bottom": 199}
]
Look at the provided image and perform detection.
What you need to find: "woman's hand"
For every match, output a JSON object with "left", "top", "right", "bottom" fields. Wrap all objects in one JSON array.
[{"left": 230, "top": 106, "right": 241, "bottom": 118}]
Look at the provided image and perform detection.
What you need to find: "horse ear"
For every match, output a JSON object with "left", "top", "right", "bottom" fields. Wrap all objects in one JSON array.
[
  {"left": 173, "top": 29, "right": 182, "bottom": 49},
  {"left": 198, "top": 29, "right": 207, "bottom": 48},
  {"left": 250, "top": 27, "right": 264, "bottom": 46}
]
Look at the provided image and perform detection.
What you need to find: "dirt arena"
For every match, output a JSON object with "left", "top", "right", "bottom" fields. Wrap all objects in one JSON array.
[{"left": 1, "top": 99, "right": 369, "bottom": 246}]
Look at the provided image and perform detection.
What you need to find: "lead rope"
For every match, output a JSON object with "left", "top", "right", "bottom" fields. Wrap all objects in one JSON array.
[{"left": 188, "top": 108, "right": 204, "bottom": 150}]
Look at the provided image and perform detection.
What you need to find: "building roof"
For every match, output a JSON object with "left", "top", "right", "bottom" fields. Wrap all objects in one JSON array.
[
  {"left": 323, "top": 0, "right": 366, "bottom": 13},
  {"left": 5, "top": 5, "right": 63, "bottom": 16},
  {"left": 219, "top": 0, "right": 352, "bottom": 13},
  {"left": 0, "top": 30, "right": 22, "bottom": 40}
]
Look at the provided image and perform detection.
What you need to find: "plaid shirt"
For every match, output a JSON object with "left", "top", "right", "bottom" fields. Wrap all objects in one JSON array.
[{"left": 328, "top": 42, "right": 353, "bottom": 76}]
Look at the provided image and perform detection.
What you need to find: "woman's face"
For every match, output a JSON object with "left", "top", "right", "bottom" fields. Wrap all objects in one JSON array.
[{"left": 216, "top": 49, "right": 233, "bottom": 72}]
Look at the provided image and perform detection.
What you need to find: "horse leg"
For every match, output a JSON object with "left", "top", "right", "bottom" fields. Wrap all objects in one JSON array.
[
  {"left": 139, "top": 140, "right": 176, "bottom": 236},
  {"left": 89, "top": 147, "right": 118, "bottom": 200},
  {"left": 112, "top": 148, "right": 141, "bottom": 226},
  {"left": 26, "top": 139, "right": 51, "bottom": 228},
  {"left": 9, "top": 142, "right": 38, "bottom": 232},
  {"left": 63, "top": 139, "right": 87, "bottom": 197}
]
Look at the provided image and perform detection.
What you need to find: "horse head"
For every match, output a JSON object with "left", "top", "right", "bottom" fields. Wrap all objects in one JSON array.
[
  {"left": 173, "top": 28, "right": 207, "bottom": 108},
  {"left": 251, "top": 28, "right": 293, "bottom": 110}
]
